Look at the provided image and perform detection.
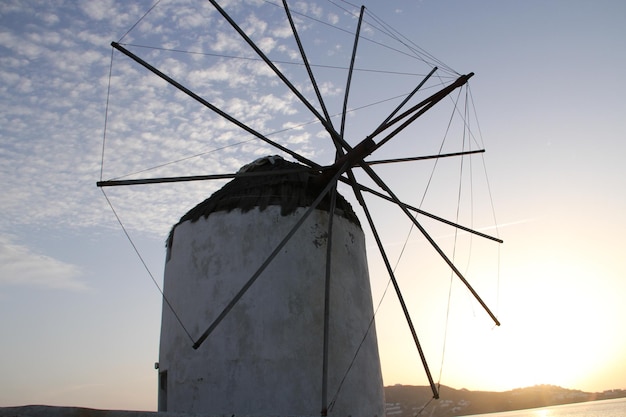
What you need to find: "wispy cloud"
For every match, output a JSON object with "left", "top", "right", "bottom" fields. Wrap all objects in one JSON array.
[
  {"left": 0, "top": 235, "right": 87, "bottom": 290},
  {"left": 0, "top": 0, "right": 444, "bottom": 240}
]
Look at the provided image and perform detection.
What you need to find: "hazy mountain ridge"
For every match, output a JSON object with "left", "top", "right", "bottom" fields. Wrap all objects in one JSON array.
[{"left": 384, "top": 384, "right": 626, "bottom": 417}]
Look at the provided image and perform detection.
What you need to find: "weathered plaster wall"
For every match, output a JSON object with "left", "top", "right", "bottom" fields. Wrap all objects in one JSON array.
[{"left": 159, "top": 206, "right": 384, "bottom": 416}]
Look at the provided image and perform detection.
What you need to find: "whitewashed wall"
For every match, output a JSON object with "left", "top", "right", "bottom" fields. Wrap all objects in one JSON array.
[{"left": 158, "top": 206, "right": 384, "bottom": 416}]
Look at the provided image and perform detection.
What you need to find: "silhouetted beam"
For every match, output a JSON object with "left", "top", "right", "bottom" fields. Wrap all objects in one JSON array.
[
  {"left": 192, "top": 160, "right": 351, "bottom": 350},
  {"left": 344, "top": 178, "right": 503, "bottom": 244},
  {"left": 376, "top": 66, "right": 438, "bottom": 129},
  {"left": 347, "top": 164, "right": 439, "bottom": 400},
  {"left": 365, "top": 149, "right": 485, "bottom": 166},
  {"left": 340, "top": 6, "right": 365, "bottom": 139},
  {"left": 371, "top": 72, "right": 474, "bottom": 152},
  {"left": 322, "top": 7, "right": 365, "bottom": 412},
  {"left": 321, "top": 186, "right": 338, "bottom": 416},
  {"left": 109, "top": 42, "right": 321, "bottom": 171},
  {"left": 282, "top": 0, "right": 334, "bottom": 133},
  {"left": 98, "top": 148, "right": 493, "bottom": 186},
  {"left": 314, "top": 137, "right": 376, "bottom": 187},
  {"left": 96, "top": 168, "right": 314, "bottom": 187},
  {"left": 208, "top": 0, "right": 345, "bottom": 149},
  {"left": 359, "top": 162, "right": 501, "bottom": 326},
  {"left": 98, "top": 173, "right": 236, "bottom": 187}
]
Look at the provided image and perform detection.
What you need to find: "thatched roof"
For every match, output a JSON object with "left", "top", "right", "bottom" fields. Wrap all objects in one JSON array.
[{"left": 167, "top": 156, "right": 360, "bottom": 247}]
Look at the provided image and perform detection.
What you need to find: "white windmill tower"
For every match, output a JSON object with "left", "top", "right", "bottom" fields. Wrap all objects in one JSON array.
[
  {"left": 98, "top": 1, "right": 502, "bottom": 416},
  {"left": 158, "top": 155, "right": 383, "bottom": 416}
]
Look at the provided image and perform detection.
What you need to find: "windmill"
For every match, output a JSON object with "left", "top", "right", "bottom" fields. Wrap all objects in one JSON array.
[{"left": 97, "top": 1, "right": 502, "bottom": 416}]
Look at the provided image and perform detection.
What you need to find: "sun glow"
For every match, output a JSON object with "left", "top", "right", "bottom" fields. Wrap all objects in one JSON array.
[
  {"left": 378, "top": 214, "right": 626, "bottom": 394},
  {"left": 461, "top": 242, "right": 625, "bottom": 392}
]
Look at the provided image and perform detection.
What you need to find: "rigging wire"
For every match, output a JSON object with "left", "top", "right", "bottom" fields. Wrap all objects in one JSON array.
[
  {"left": 103, "top": 86, "right": 437, "bottom": 181},
  {"left": 467, "top": 85, "right": 487, "bottom": 150},
  {"left": 100, "top": 48, "right": 114, "bottom": 182},
  {"left": 100, "top": 188, "right": 195, "bottom": 344},
  {"left": 437, "top": 87, "right": 471, "bottom": 387},
  {"left": 415, "top": 397, "right": 437, "bottom": 416},
  {"left": 439, "top": 78, "right": 484, "bottom": 151},
  {"left": 105, "top": 139, "right": 255, "bottom": 181},
  {"left": 261, "top": 0, "right": 453, "bottom": 74},
  {"left": 467, "top": 84, "right": 502, "bottom": 318},
  {"left": 117, "top": 0, "right": 162, "bottom": 43},
  {"left": 327, "top": 290, "right": 380, "bottom": 412},
  {"left": 100, "top": 2, "right": 197, "bottom": 345},
  {"left": 328, "top": 0, "right": 458, "bottom": 75},
  {"left": 117, "top": 43, "right": 439, "bottom": 78},
  {"left": 468, "top": 85, "right": 502, "bottom": 240},
  {"left": 462, "top": 88, "right": 476, "bottom": 280},
  {"left": 98, "top": 42, "right": 192, "bottom": 339},
  {"left": 361, "top": 9, "right": 458, "bottom": 76}
]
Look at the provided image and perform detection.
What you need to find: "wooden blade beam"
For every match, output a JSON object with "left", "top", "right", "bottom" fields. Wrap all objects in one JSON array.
[
  {"left": 359, "top": 162, "right": 501, "bottom": 326},
  {"left": 340, "top": 6, "right": 365, "bottom": 140},
  {"left": 96, "top": 167, "right": 314, "bottom": 187},
  {"left": 365, "top": 149, "right": 485, "bottom": 166},
  {"left": 345, "top": 162, "right": 440, "bottom": 399},
  {"left": 376, "top": 66, "right": 438, "bottom": 130},
  {"left": 282, "top": 0, "right": 334, "bottom": 132},
  {"left": 192, "top": 160, "right": 351, "bottom": 350},
  {"left": 342, "top": 177, "right": 503, "bottom": 244},
  {"left": 208, "top": 0, "right": 343, "bottom": 148},
  {"left": 96, "top": 149, "right": 485, "bottom": 188},
  {"left": 109, "top": 42, "right": 321, "bottom": 171},
  {"left": 371, "top": 72, "right": 475, "bottom": 152},
  {"left": 321, "top": 186, "right": 338, "bottom": 416}
]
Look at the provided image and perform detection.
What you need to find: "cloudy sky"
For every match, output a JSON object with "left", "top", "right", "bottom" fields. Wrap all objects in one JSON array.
[{"left": 1, "top": 0, "right": 625, "bottom": 411}]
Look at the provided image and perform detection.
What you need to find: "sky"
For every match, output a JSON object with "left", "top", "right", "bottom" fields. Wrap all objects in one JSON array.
[{"left": 1, "top": 0, "right": 625, "bottom": 412}]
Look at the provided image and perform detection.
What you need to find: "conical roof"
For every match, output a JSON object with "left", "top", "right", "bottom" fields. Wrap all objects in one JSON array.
[{"left": 168, "top": 156, "right": 360, "bottom": 246}]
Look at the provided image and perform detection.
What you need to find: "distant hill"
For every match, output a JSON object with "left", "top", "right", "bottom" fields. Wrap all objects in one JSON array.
[{"left": 383, "top": 384, "right": 626, "bottom": 417}]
